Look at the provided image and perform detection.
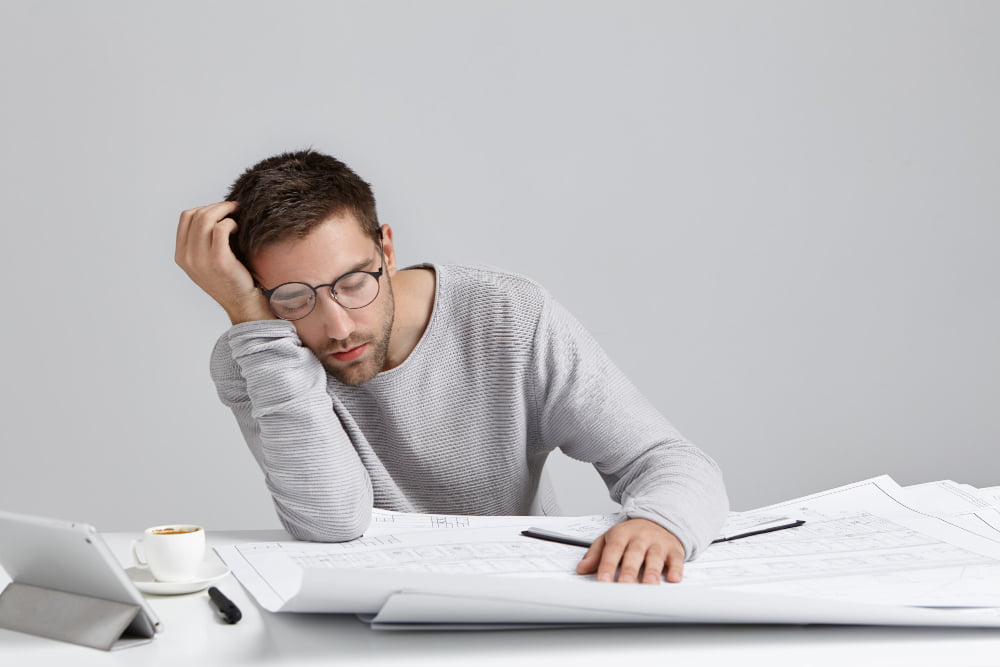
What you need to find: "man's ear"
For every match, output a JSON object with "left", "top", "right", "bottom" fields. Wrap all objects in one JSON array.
[{"left": 380, "top": 224, "right": 398, "bottom": 274}]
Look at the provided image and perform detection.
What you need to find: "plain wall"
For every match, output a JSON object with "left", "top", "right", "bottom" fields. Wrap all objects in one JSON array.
[{"left": 0, "top": 1, "right": 996, "bottom": 530}]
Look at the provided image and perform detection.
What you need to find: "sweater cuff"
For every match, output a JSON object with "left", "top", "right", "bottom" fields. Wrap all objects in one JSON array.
[
  {"left": 620, "top": 499, "right": 707, "bottom": 562},
  {"left": 226, "top": 319, "right": 298, "bottom": 341}
]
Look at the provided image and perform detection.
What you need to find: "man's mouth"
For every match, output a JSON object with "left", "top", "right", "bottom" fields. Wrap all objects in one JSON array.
[{"left": 328, "top": 343, "right": 368, "bottom": 363}]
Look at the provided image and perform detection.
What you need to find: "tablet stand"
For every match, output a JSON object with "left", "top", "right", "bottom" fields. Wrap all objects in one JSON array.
[{"left": 0, "top": 582, "right": 147, "bottom": 651}]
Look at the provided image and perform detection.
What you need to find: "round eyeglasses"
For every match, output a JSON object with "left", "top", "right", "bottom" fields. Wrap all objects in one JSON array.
[{"left": 260, "top": 249, "right": 384, "bottom": 321}]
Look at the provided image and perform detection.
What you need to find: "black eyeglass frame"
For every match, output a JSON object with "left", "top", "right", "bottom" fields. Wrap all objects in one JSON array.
[{"left": 260, "top": 245, "right": 386, "bottom": 321}]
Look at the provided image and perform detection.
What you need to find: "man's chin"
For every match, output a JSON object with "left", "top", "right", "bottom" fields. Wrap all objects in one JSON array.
[
  {"left": 321, "top": 357, "right": 382, "bottom": 386},
  {"left": 324, "top": 364, "right": 374, "bottom": 386}
]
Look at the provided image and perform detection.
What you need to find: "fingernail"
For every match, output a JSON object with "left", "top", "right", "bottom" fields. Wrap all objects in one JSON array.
[{"left": 598, "top": 573, "right": 613, "bottom": 582}]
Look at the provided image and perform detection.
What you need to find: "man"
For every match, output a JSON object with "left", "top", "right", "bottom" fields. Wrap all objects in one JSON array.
[{"left": 175, "top": 149, "right": 728, "bottom": 584}]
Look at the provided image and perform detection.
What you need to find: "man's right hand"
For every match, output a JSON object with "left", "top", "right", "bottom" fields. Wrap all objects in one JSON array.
[{"left": 175, "top": 201, "right": 274, "bottom": 325}]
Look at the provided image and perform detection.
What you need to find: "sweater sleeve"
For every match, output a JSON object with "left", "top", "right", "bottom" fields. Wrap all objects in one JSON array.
[
  {"left": 530, "top": 294, "right": 728, "bottom": 560},
  {"left": 210, "top": 320, "right": 373, "bottom": 541}
]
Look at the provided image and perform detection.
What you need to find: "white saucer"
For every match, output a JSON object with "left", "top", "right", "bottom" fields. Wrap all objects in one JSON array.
[{"left": 126, "top": 561, "right": 230, "bottom": 595}]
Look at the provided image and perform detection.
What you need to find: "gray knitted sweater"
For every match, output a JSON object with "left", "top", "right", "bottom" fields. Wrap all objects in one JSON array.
[{"left": 211, "top": 264, "right": 728, "bottom": 559}]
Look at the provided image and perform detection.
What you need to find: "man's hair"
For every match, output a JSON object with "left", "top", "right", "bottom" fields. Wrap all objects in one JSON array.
[{"left": 225, "top": 149, "right": 380, "bottom": 265}]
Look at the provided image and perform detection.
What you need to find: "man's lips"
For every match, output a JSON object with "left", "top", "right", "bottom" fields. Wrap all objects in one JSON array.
[{"left": 328, "top": 343, "right": 368, "bottom": 363}]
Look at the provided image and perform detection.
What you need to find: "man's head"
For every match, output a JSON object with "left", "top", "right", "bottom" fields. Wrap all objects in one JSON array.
[
  {"left": 227, "top": 150, "right": 395, "bottom": 386},
  {"left": 225, "top": 149, "right": 382, "bottom": 265}
]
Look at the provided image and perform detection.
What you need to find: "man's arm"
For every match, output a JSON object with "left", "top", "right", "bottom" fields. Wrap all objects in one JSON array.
[
  {"left": 531, "top": 293, "right": 729, "bottom": 583},
  {"left": 177, "top": 203, "right": 373, "bottom": 540},
  {"left": 210, "top": 323, "right": 374, "bottom": 540}
]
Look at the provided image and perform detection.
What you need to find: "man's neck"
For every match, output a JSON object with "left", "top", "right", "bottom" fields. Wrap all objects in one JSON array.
[{"left": 385, "top": 266, "right": 436, "bottom": 371}]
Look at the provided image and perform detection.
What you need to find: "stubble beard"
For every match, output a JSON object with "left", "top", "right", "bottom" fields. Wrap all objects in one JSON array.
[{"left": 319, "top": 284, "right": 395, "bottom": 387}]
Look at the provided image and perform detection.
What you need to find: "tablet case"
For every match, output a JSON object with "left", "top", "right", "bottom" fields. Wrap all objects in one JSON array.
[
  {"left": 0, "top": 582, "right": 148, "bottom": 651},
  {"left": 0, "top": 510, "right": 159, "bottom": 651}
]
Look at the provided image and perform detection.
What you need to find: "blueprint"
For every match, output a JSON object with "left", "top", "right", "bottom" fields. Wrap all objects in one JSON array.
[
  {"left": 215, "top": 475, "right": 1000, "bottom": 626},
  {"left": 683, "top": 476, "right": 1000, "bottom": 606}
]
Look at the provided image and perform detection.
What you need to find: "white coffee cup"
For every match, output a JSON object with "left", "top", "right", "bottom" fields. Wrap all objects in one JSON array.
[{"left": 131, "top": 524, "right": 206, "bottom": 582}]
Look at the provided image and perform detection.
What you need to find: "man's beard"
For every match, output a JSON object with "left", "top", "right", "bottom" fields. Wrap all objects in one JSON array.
[{"left": 318, "top": 284, "right": 395, "bottom": 387}]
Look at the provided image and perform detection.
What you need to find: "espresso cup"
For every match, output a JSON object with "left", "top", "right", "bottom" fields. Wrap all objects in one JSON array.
[{"left": 131, "top": 524, "right": 206, "bottom": 582}]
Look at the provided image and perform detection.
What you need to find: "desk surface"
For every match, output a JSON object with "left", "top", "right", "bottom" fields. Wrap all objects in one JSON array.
[{"left": 3, "top": 530, "right": 1000, "bottom": 667}]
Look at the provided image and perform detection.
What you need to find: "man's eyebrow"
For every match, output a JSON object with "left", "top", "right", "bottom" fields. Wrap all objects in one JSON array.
[
  {"left": 254, "top": 253, "right": 377, "bottom": 289},
  {"left": 335, "top": 254, "right": 378, "bottom": 278}
]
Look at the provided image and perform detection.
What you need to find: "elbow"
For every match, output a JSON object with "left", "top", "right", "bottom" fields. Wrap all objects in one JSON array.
[
  {"left": 279, "top": 506, "right": 372, "bottom": 543},
  {"left": 273, "top": 493, "right": 373, "bottom": 543}
]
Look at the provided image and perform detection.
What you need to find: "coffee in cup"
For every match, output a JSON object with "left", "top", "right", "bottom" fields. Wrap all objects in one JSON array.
[
  {"left": 131, "top": 524, "right": 206, "bottom": 582},
  {"left": 151, "top": 526, "right": 200, "bottom": 536}
]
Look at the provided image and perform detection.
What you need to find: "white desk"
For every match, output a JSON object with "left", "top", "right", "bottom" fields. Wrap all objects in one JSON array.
[{"left": 2, "top": 530, "right": 1000, "bottom": 667}]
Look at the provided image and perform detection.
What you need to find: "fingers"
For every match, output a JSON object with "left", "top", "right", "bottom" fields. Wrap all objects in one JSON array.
[
  {"left": 575, "top": 535, "right": 604, "bottom": 576},
  {"left": 176, "top": 201, "right": 239, "bottom": 265},
  {"left": 597, "top": 529, "right": 638, "bottom": 583},
  {"left": 176, "top": 201, "right": 239, "bottom": 263},
  {"left": 211, "top": 218, "right": 239, "bottom": 262},
  {"left": 663, "top": 551, "right": 685, "bottom": 583},
  {"left": 174, "top": 201, "right": 270, "bottom": 323},
  {"left": 575, "top": 518, "right": 686, "bottom": 585},
  {"left": 612, "top": 542, "right": 644, "bottom": 584},
  {"left": 639, "top": 543, "right": 668, "bottom": 584}
]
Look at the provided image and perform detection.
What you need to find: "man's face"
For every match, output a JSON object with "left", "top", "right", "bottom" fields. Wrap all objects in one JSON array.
[{"left": 250, "top": 212, "right": 395, "bottom": 386}]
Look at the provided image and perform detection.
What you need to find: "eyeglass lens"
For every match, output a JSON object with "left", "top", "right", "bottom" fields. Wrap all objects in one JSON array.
[{"left": 268, "top": 271, "right": 380, "bottom": 320}]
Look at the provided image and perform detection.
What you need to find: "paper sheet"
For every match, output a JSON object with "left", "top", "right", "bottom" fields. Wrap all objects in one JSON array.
[
  {"left": 365, "top": 508, "right": 619, "bottom": 540},
  {"left": 900, "top": 480, "right": 1000, "bottom": 540},
  {"left": 216, "top": 510, "right": 796, "bottom": 612},
  {"left": 366, "top": 582, "right": 1000, "bottom": 630},
  {"left": 682, "top": 476, "right": 1000, "bottom": 606},
  {"left": 215, "top": 475, "right": 1000, "bottom": 626},
  {"left": 979, "top": 486, "right": 1000, "bottom": 509}
]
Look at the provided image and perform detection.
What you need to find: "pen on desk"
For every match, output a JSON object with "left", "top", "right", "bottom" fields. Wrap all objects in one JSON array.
[
  {"left": 522, "top": 519, "right": 807, "bottom": 550},
  {"left": 208, "top": 586, "right": 242, "bottom": 624},
  {"left": 521, "top": 528, "right": 593, "bottom": 548},
  {"left": 711, "top": 519, "right": 806, "bottom": 544}
]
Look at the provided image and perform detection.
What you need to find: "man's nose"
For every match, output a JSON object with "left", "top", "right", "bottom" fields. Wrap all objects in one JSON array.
[{"left": 314, "top": 292, "right": 356, "bottom": 340}]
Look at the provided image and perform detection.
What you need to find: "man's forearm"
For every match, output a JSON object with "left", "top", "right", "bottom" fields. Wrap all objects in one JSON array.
[
  {"left": 212, "top": 322, "right": 374, "bottom": 540},
  {"left": 608, "top": 441, "right": 729, "bottom": 560},
  {"left": 532, "top": 293, "right": 729, "bottom": 558}
]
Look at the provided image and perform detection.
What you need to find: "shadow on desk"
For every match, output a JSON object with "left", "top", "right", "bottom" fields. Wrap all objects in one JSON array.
[{"left": 248, "top": 612, "right": 1000, "bottom": 666}]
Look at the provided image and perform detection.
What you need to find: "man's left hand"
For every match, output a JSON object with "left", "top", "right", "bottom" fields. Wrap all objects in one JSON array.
[{"left": 576, "top": 517, "right": 685, "bottom": 584}]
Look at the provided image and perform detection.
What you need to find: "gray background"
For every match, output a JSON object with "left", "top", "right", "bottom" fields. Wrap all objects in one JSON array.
[{"left": 1, "top": 1, "right": 996, "bottom": 530}]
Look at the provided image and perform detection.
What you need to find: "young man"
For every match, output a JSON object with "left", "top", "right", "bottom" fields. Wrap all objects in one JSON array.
[{"left": 175, "top": 149, "right": 728, "bottom": 584}]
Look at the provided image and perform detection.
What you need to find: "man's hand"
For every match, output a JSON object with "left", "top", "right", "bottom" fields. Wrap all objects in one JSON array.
[
  {"left": 576, "top": 517, "right": 686, "bottom": 584},
  {"left": 175, "top": 201, "right": 273, "bottom": 325}
]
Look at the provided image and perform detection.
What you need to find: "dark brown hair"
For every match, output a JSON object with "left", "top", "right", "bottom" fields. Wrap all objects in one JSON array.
[{"left": 225, "top": 149, "right": 380, "bottom": 264}]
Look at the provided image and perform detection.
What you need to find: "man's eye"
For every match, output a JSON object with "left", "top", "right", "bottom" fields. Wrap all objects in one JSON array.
[
  {"left": 277, "top": 294, "right": 312, "bottom": 308},
  {"left": 271, "top": 285, "right": 313, "bottom": 307},
  {"left": 337, "top": 275, "right": 367, "bottom": 292}
]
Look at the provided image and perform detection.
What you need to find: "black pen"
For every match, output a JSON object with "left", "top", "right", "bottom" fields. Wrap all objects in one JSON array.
[
  {"left": 208, "top": 586, "right": 242, "bottom": 624},
  {"left": 522, "top": 519, "right": 807, "bottom": 549},
  {"left": 711, "top": 519, "right": 806, "bottom": 543},
  {"left": 521, "top": 527, "right": 593, "bottom": 548}
]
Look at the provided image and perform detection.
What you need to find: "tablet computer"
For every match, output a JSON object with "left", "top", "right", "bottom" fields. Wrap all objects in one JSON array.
[{"left": 0, "top": 509, "right": 160, "bottom": 649}]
